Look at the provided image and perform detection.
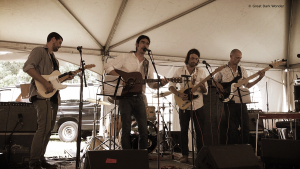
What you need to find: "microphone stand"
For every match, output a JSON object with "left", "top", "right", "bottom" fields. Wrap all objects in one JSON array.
[
  {"left": 146, "top": 50, "right": 161, "bottom": 169},
  {"left": 76, "top": 46, "right": 87, "bottom": 169}
]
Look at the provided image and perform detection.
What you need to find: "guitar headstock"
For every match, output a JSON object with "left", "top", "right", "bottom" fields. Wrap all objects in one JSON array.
[
  {"left": 169, "top": 77, "right": 182, "bottom": 83},
  {"left": 270, "top": 59, "right": 286, "bottom": 68}
]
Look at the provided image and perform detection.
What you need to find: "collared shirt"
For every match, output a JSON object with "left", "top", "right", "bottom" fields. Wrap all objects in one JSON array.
[
  {"left": 23, "top": 46, "right": 60, "bottom": 103},
  {"left": 104, "top": 52, "right": 155, "bottom": 93},
  {"left": 214, "top": 65, "right": 248, "bottom": 102},
  {"left": 169, "top": 65, "right": 208, "bottom": 110}
]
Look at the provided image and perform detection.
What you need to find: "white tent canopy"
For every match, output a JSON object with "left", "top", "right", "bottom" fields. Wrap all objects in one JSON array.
[{"left": 1, "top": 0, "right": 300, "bottom": 112}]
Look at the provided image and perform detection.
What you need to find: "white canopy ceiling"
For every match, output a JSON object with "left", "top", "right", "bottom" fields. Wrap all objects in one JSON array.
[{"left": 0, "top": 0, "right": 300, "bottom": 72}]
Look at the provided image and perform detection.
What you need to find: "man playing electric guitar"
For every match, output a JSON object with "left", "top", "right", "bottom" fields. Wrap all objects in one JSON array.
[
  {"left": 169, "top": 49, "right": 208, "bottom": 163},
  {"left": 104, "top": 35, "right": 168, "bottom": 151},
  {"left": 214, "top": 49, "right": 265, "bottom": 145},
  {"left": 23, "top": 32, "right": 74, "bottom": 169}
]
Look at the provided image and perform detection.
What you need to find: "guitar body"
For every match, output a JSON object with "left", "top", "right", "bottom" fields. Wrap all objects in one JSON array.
[
  {"left": 220, "top": 83, "right": 236, "bottom": 102},
  {"left": 115, "top": 69, "right": 143, "bottom": 95},
  {"left": 174, "top": 82, "right": 199, "bottom": 110},
  {"left": 35, "top": 70, "right": 67, "bottom": 98},
  {"left": 35, "top": 64, "right": 95, "bottom": 99}
]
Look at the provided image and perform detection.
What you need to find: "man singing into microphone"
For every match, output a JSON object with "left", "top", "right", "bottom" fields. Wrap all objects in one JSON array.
[
  {"left": 169, "top": 49, "right": 208, "bottom": 163},
  {"left": 104, "top": 35, "right": 168, "bottom": 150}
]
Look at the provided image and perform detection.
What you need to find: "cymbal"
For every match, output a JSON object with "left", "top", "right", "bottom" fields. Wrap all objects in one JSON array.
[
  {"left": 107, "top": 96, "right": 119, "bottom": 105},
  {"left": 87, "top": 98, "right": 111, "bottom": 105},
  {"left": 152, "top": 91, "right": 172, "bottom": 98}
]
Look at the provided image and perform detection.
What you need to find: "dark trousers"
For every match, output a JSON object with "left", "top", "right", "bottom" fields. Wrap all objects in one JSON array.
[
  {"left": 220, "top": 103, "right": 249, "bottom": 144},
  {"left": 119, "top": 95, "right": 148, "bottom": 149},
  {"left": 179, "top": 107, "right": 205, "bottom": 156}
]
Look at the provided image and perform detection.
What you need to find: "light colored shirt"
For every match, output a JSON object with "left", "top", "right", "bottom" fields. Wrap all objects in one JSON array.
[
  {"left": 169, "top": 65, "right": 208, "bottom": 110},
  {"left": 214, "top": 65, "right": 248, "bottom": 102},
  {"left": 104, "top": 52, "right": 155, "bottom": 93}
]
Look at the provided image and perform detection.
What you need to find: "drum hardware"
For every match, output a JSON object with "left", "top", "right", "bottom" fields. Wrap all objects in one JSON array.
[
  {"left": 118, "top": 121, "right": 157, "bottom": 153},
  {"left": 79, "top": 102, "right": 103, "bottom": 161},
  {"left": 156, "top": 103, "right": 175, "bottom": 158},
  {"left": 87, "top": 98, "right": 111, "bottom": 106},
  {"left": 152, "top": 91, "right": 172, "bottom": 98}
]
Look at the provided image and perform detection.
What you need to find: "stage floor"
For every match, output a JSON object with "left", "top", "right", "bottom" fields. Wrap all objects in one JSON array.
[{"left": 41, "top": 152, "right": 196, "bottom": 169}]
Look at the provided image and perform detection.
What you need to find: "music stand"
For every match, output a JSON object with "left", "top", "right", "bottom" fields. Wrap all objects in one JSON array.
[{"left": 95, "top": 74, "right": 123, "bottom": 150}]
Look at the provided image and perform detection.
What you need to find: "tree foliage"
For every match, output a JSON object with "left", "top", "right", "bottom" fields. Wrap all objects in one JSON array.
[{"left": 0, "top": 61, "right": 98, "bottom": 87}]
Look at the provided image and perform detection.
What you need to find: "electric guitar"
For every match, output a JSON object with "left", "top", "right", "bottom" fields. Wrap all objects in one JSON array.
[
  {"left": 35, "top": 64, "right": 95, "bottom": 98},
  {"left": 219, "top": 59, "right": 286, "bottom": 102},
  {"left": 114, "top": 69, "right": 182, "bottom": 95},
  {"left": 174, "top": 65, "right": 227, "bottom": 110}
]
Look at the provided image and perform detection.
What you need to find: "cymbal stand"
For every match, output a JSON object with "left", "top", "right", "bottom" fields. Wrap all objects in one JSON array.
[
  {"left": 94, "top": 105, "right": 121, "bottom": 151},
  {"left": 80, "top": 102, "right": 102, "bottom": 161}
]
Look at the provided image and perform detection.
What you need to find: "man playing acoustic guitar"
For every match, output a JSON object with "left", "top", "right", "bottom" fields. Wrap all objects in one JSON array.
[
  {"left": 23, "top": 32, "right": 74, "bottom": 169},
  {"left": 104, "top": 35, "right": 168, "bottom": 151},
  {"left": 214, "top": 49, "right": 265, "bottom": 145},
  {"left": 169, "top": 49, "right": 208, "bottom": 163}
]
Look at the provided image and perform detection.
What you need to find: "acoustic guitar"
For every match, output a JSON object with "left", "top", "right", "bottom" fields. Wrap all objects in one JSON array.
[
  {"left": 35, "top": 64, "right": 95, "bottom": 98},
  {"left": 114, "top": 69, "right": 182, "bottom": 96},
  {"left": 174, "top": 65, "right": 227, "bottom": 110},
  {"left": 219, "top": 59, "right": 286, "bottom": 102}
]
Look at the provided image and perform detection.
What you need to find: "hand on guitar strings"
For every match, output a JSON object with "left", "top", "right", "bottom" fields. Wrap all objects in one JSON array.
[
  {"left": 44, "top": 82, "right": 54, "bottom": 93},
  {"left": 179, "top": 92, "right": 188, "bottom": 100},
  {"left": 215, "top": 82, "right": 225, "bottom": 93}
]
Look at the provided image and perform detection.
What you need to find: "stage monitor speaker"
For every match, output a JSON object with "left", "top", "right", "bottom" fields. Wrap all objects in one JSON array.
[
  {"left": 261, "top": 138, "right": 300, "bottom": 166},
  {"left": 0, "top": 133, "right": 34, "bottom": 164},
  {"left": 84, "top": 149, "right": 149, "bottom": 169},
  {"left": 248, "top": 112, "right": 264, "bottom": 132},
  {"left": 0, "top": 102, "right": 37, "bottom": 133},
  {"left": 196, "top": 144, "right": 259, "bottom": 169}
]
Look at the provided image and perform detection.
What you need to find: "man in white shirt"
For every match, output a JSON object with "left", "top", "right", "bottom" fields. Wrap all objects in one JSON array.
[
  {"left": 169, "top": 49, "right": 208, "bottom": 163},
  {"left": 214, "top": 49, "right": 265, "bottom": 144},
  {"left": 104, "top": 35, "right": 168, "bottom": 150}
]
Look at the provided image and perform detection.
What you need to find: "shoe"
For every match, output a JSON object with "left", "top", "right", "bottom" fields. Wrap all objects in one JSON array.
[
  {"left": 41, "top": 160, "right": 58, "bottom": 169},
  {"left": 179, "top": 155, "right": 188, "bottom": 163},
  {"left": 29, "top": 161, "right": 42, "bottom": 169}
]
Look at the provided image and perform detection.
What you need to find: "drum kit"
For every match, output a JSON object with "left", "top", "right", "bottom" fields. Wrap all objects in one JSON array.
[{"left": 85, "top": 91, "right": 175, "bottom": 155}]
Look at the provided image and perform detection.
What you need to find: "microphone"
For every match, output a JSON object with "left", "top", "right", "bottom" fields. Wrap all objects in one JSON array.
[
  {"left": 77, "top": 46, "right": 82, "bottom": 51},
  {"left": 202, "top": 60, "right": 210, "bottom": 67},
  {"left": 143, "top": 48, "right": 151, "bottom": 52},
  {"left": 297, "top": 54, "right": 300, "bottom": 58},
  {"left": 18, "top": 113, "right": 23, "bottom": 125}
]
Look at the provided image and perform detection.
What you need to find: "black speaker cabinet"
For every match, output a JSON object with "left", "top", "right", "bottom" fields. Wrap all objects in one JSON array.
[
  {"left": 0, "top": 133, "right": 34, "bottom": 164},
  {"left": 0, "top": 102, "right": 37, "bottom": 133},
  {"left": 261, "top": 139, "right": 300, "bottom": 166},
  {"left": 84, "top": 150, "right": 149, "bottom": 169},
  {"left": 196, "top": 144, "right": 259, "bottom": 169}
]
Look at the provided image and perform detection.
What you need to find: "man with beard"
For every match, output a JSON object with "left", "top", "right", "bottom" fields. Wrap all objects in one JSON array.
[
  {"left": 23, "top": 32, "right": 74, "bottom": 169},
  {"left": 169, "top": 49, "right": 208, "bottom": 163},
  {"left": 214, "top": 49, "right": 265, "bottom": 145},
  {"left": 104, "top": 35, "right": 168, "bottom": 150}
]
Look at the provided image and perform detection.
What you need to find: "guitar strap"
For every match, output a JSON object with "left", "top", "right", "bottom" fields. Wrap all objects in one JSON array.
[
  {"left": 221, "top": 66, "right": 242, "bottom": 89},
  {"left": 142, "top": 58, "right": 149, "bottom": 80}
]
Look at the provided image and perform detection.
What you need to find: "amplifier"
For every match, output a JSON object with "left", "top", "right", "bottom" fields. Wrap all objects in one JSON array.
[
  {"left": 0, "top": 102, "right": 37, "bottom": 133},
  {"left": 0, "top": 133, "right": 34, "bottom": 164}
]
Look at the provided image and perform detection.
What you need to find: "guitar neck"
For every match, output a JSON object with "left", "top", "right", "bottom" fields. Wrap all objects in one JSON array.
[
  {"left": 139, "top": 78, "right": 173, "bottom": 83},
  {"left": 58, "top": 69, "right": 80, "bottom": 82},
  {"left": 235, "top": 66, "right": 271, "bottom": 88}
]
